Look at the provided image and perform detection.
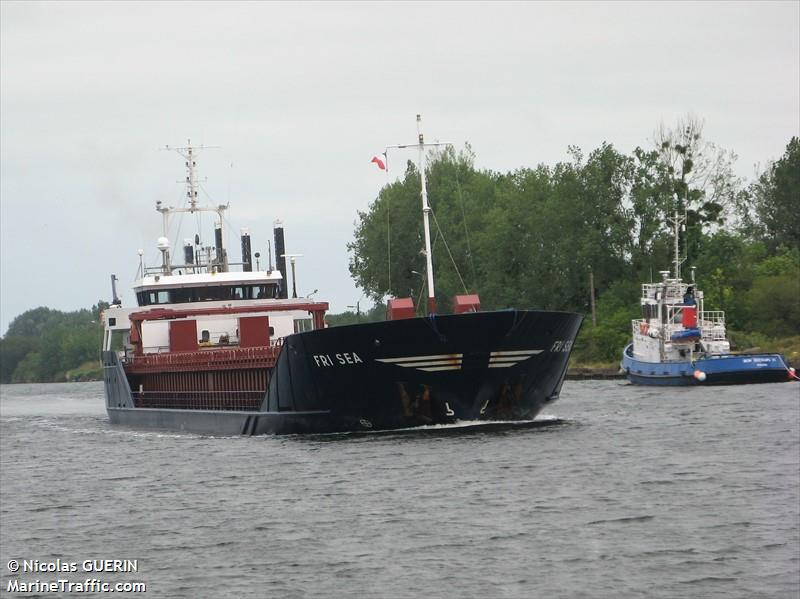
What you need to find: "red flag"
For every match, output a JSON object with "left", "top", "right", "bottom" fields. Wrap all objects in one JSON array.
[{"left": 371, "top": 154, "right": 386, "bottom": 170}]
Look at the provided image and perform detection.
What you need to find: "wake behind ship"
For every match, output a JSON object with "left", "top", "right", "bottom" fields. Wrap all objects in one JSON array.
[{"left": 102, "top": 127, "right": 582, "bottom": 435}]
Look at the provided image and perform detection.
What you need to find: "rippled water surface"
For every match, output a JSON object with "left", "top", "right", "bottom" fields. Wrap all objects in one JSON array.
[{"left": 1, "top": 380, "right": 798, "bottom": 598}]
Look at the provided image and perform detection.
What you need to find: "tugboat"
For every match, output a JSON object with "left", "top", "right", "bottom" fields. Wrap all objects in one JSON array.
[
  {"left": 621, "top": 211, "right": 796, "bottom": 386},
  {"left": 102, "top": 122, "right": 583, "bottom": 435}
]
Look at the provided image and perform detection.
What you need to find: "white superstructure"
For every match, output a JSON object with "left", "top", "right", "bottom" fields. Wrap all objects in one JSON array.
[
  {"left": 628, "top": 210, "right": 730, "bottom": 364},
  {"left": 102, "top": 141, "right": 324, "bottom": 355}
]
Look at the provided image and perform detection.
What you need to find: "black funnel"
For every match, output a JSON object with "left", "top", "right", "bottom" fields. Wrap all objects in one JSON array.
[
  {"left": 183, "top": 241, "right": 194, "bottom": 266},
  {"left": 241, "top": 229, "right": 252, "bottom": 272},
  {"left": 274, "top": 221, "right": 288, "bottom": 299},
  {"left": 214, "top": 222, "right": 228, "bottom": 272}
]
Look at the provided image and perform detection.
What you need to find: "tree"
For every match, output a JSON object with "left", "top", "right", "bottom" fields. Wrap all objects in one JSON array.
[
  {"left": 0, "top": 302, "right": 105, "bottom": 382},
  {"left": 654, "top": 115, "right": 744, "bottom": 268},
  {"left": 750, "top": 137, "right": 800, "bottom": 251},
  {"left": 0, "top": 336, "right": 36, "bottom": 383},
  {"left": 5, "top": 307, "right": 65, "bottom": 338},
  {"left": 348, "top": 159, "right": 428, "bottom": 305},
  {"left": 348, "top": 147, "right": 493, "bottom": 311},
  {"left": 692, "top": 232, "right": 767, "bottom": 329},
  {"left": 625, "top": 147, "right": 675, "bottom": 278}
]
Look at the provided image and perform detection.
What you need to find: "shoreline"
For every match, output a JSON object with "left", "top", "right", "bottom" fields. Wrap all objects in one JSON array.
[
  {"left": 565, "top": 367, "right": 625, "bottom": 381},
  {"left": 6, "top": 359, "right": 795, "bottom": 385}
]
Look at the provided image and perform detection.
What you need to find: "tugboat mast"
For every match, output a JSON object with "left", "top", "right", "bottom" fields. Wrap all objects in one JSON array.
[
  {"left": 668, "top": 209, "right": 686, "bottom": 280},
  {"left": 385, "top": 115, "right": 451, "bottom": 314}
]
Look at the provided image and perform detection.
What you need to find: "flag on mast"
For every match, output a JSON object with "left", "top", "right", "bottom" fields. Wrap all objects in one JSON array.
[{"left": 371, "top": 154, "right": 387, "bottom": 171}]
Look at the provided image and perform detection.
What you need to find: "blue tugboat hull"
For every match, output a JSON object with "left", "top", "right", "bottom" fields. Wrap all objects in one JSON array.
[{"left": 621, "top": 344, "right": 792, "bottom": 386}]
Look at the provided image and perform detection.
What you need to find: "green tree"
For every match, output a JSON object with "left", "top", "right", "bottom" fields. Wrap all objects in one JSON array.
[
  {"left": 747, "top": 273, "right": 800, "bottom": 338},
  {"left": 349, "top": 148, "right": 496, "bottom": 311},
  {"left": 750, "top": 137, "right": 800, "bottom": 251},
  {"left": 1, "top": 302, "right": 106, "bottom": 383},
  {"left": 692, "top": 232, "right": 767, "bottom": 329},
  {"left": 626, "top": 147, "right": 675, "bottom": 279},
  {"left": 5, "top": 307, "right": 66, "bottom": 338},
  {"left": 326, "top": 302, "right": 387, "bottom": 327},
  {"left": 655, "top": 115, "right": 744, "bottom": 265},
  {"left": 0, "top": 336, "right": 36, "bottom": 383}
]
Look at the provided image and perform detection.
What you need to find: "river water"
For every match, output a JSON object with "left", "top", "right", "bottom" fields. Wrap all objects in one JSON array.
[{"left": 1, "top": 380, "right": 798, "bottom": 598}]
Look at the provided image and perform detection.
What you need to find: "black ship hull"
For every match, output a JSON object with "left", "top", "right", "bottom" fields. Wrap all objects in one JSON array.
[{"left": 104, "top": 309, "right": 583, "bottom": 435}]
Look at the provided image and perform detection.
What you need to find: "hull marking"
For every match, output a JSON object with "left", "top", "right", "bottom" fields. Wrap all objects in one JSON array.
[
  {"left": 376, "top": 349, "right": 544, "bottom": 370},
  {"left": 488, "top": 349, "right": 543, "bottom": 368},
  {"left": 376, "top": 353, "right": 463, "bottom": 371}
]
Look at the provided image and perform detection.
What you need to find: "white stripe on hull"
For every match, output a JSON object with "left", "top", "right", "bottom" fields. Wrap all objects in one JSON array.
[
  {"left": 376, "top": 353, "right": 463, "bottom": 364},
  {"left": 375, "top": 349, "right": 544, "bottom": 371}
]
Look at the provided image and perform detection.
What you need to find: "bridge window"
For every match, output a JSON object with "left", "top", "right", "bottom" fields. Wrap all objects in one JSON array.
[
  {"left": 135, "top": 283, "right": 279, "bottom": 306},
  {"left": 145, "top": 290, "right": 172, "bottom": 304},
  {"left": 294, "top": 318, "right": 313, "bottom": 333}
]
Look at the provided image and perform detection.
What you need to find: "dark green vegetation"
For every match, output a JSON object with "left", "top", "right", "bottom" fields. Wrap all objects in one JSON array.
[
  {"left": 1, "top": 122, "right": 797, "bottom": 383},
  {"left": 1, "top": 303, "right": 108, "bottom": 383},
  {"left": 346, "top": 121, "right": 799, "bottom": 366}
]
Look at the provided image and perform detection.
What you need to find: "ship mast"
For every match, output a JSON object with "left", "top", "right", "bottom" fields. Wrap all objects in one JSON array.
[
  {"left": 158, "top": 140, "right": 228, "bottom": 274},
  {"left": 668, "top": 209, "right": 686, "bottom": 280},
  {"left": 385, "top": 115, "right": 451, "bottom": 314}
]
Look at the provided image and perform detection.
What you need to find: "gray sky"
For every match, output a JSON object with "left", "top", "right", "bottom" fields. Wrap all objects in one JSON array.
[{"left": 1, "top": 1, "right": 798, "bottom": 334}]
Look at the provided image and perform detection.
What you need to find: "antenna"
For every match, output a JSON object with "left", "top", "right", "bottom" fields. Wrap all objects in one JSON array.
[
  {"left": 384, "top": 115, "right": 452, "bottom": 314},
  {"left": 163, "top": 140, "right": 220, "bottom": 213},
  {"left": 668, "top": 209, "right": 686, "bottom": 280},
  {"left": 281, "top": 253, "right": 304, "bottom": 298},
  {"left": 137, "top": 249, "right": 144, "bottom": 279},
  {"left": 157, "top": 140, "right": 227, "bottom": 273},
  {"left": 157, "top": 236, "right": 171, "bottom": 275}
]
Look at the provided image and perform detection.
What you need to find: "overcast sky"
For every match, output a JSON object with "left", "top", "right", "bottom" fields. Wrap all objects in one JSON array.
[{"left": 1, "top": 1, "right": 798, "bottom": 335}]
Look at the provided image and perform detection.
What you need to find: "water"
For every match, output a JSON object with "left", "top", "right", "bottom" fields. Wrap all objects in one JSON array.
[{"left": 1, "top": 381, "right": 798, "bottom": 598}]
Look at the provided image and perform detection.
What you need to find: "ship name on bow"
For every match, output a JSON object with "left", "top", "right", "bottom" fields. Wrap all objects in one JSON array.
[{"left": 313, "top": 353, "right": 364, "bottom": 367}]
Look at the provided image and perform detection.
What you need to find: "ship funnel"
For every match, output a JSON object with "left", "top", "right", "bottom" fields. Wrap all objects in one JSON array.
[
  {"left": 183, "top": 239, "right": 194, "bottom": 269},
  {"left": 214, "top": 221, "right": 228, "bottom": 272},
  {"left": 274, "top": 220, "right": 288, "bottom": 299},
  {"left": 241, "top": 228, "right": 252, "bottom": 272}
]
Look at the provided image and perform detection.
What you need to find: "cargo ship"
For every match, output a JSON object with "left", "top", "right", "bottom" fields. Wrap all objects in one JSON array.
[
  {"left": 102, "top": 123, "right": 583, "bottom": 434},
  {"left": 620, "top": 211, "right": 796, "bottom": 386}
]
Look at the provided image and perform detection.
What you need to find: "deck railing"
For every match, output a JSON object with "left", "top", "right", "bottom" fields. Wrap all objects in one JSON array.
[
  {"left": 133, "top": 390, "right": 264, "bottom": 411},
  {"left": 641, "top": 281, "right": 688, "bottom": 302},
  {"left": 632, "top": 312, "right": 726, "bottom": 342},
  {"left": 123, "top": 345, "right": 281, "bottom": 373},
  {"left": 698, "top": 311, "right": 726, "bottom": 341}
]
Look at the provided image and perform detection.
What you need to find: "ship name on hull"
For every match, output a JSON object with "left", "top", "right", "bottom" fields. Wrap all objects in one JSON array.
[{"left": 313, "top": 352, "right": 363, "bottom": 367}]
